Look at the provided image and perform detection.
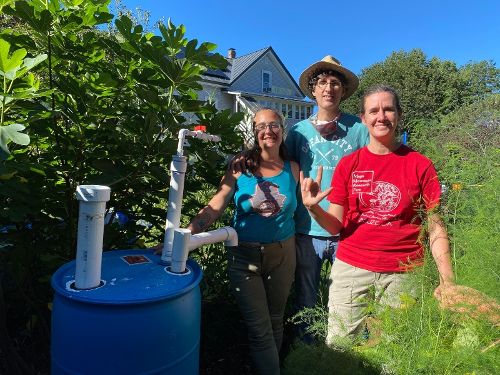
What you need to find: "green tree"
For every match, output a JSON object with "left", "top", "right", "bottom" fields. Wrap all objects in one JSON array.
[
  {"left": 341, "top": 49, "right": 500, "bottom": 131},
  {"left": 0, "top": 38, "right": 47, "bottom": 158},
  {"left": 0, "top": 1, "right": 243, "bottom": 372}
]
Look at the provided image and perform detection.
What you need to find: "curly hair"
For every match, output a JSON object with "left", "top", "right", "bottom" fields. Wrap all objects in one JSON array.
[{"left": 307, "top": 69, "right": 347, "bottom": 95}]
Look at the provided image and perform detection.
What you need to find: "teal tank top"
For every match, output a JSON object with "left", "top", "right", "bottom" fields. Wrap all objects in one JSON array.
[{"left": 232, "top": 160, "right": 297, "bottom": 243}]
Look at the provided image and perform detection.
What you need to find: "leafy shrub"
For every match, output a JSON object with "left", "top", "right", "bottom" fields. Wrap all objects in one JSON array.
[{"left": 0, "top": 1, "right": 243, "bottom": 373}]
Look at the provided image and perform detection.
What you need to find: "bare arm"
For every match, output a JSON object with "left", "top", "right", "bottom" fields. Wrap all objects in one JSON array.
[
  {"left": 187, "top": 170, "right": 238, "bottom": 234},
  {"left": 429, "top": 212, "right": 455, "bottom": 298},
  {"left": 300, "top": 166, "right": 344, "bottom": 235},
  {"left": 308, "top": 203, "right": 344, "bottom": 236}
]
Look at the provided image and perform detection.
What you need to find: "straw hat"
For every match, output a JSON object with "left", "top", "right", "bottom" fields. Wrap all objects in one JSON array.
[{"left": 299, "top": 55, "right": 359, "bottom": 101}]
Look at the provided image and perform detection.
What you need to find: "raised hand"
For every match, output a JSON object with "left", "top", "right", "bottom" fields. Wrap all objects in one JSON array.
[
  {"left": 300, "top": 166, "right": 333, "bottom": 210},
  {"left": 230, "top": 152, "right": 251, "bottom": 173}
]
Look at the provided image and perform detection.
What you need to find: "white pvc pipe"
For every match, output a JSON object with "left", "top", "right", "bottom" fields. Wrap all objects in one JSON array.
[
  {"left": 162, "top": 129, "right": 221, "bottom": 264},
  {"left": 170, "top": 228, "right": 191, "bottom": 273},
  {"left": 161, "top": 155, "right": 187, "bottom": 264},
  {"left": 188, "top": 227, "right": 238, "bottom": 250},
  {"left": 171, "top": 226, "right": 238, "bottom": 273},
  {"left": 177, "top": 129, "right": 221, "bottom": 156},
  {"left": 74, "top": 185, "right": 111, "bottom": 289}
]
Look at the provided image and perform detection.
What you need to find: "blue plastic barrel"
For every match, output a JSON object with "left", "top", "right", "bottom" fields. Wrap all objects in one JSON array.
[{"left": 51, "top": 249, "right": 202, "bottom": 374}]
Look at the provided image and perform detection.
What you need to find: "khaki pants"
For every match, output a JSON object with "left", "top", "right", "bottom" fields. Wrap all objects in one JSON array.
[{"left": 326, "top": 259, "right": 414, "bottom": 344}]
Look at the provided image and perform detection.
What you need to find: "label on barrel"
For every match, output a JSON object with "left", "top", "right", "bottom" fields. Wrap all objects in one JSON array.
[{"left": 121, "top": 255, "right": 151, "bottom": 265}]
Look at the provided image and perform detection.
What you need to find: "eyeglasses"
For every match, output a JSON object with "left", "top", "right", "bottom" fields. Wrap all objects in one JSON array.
[
  {"left": 316, "top": 79, "right": 342, "bottom": 89},
  {"left": 254, "top": 122, "right": 282, "bottom": 132}
]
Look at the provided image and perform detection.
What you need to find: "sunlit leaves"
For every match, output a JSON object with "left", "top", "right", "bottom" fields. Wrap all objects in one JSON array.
[
  {"left": 0, "top": 123, "right": 29, "bottom": 154},
  {"left": 0, "top": 37, "right": 47, "bottom": 156}
]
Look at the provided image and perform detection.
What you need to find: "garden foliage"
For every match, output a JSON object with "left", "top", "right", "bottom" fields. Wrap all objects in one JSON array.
[
  {"left": 0, "top": 1, "right": 498, "bottom": 374},
  {"left": 284, "top": 95, "right": 500, "bottom": 375},
  {"left": 0, "top": 1, "right": 243, "bottom": 373}
]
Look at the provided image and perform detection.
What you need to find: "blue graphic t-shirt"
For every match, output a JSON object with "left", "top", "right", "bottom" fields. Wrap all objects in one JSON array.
[
  {"left": 285, "top": 113, "right": 369, "bottom": 236},
  {"left": 232, "top": 161, "right": 297, "bottom": 243}
]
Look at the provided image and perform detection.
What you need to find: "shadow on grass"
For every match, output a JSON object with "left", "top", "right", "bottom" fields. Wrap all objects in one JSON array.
[
  {"left": 283, "top": 343, "right": 383, "bottom": 375},
  {"left": 200, "top": 298, "right": 253, "bottom": 375}
]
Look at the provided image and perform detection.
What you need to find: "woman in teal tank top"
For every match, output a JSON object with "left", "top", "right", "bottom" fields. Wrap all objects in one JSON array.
[{"left": 187, "top": 108, "right": 299, "bottom": 374}]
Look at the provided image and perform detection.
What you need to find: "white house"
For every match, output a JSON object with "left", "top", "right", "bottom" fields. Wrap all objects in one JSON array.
[{"left": 197, "top": 46, "right": 313, "bottom": 144}]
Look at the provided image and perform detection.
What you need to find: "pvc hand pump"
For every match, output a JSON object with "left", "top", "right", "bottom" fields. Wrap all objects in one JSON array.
[{"left": 161, "top": 127, "right": 221, "bottom": 265}]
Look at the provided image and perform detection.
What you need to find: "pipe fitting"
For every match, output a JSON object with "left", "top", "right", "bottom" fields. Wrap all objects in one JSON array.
[{"left": 170, "top": 226, "right": 238, "bottom": 274}]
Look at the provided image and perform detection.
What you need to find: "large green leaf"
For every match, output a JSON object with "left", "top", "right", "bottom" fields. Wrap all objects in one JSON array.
[
  {"left": 23, "top": 53, "right": 47, "bottom": 70},
  {"left": 0, "top": 38, "right": 27, "bottom": 79},
  {"left": 0, "top": 123, "right": 30, "bottom": 155}
]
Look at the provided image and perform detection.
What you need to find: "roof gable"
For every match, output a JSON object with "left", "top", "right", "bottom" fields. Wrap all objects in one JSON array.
[
  {"left": 229, "top": 47, "right": 270, "bottom": 82},
  {"left": 201, "top": 47, "right": 305, "bottom": 97}
]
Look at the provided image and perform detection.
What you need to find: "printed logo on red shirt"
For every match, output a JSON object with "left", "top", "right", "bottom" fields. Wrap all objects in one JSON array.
[
  {"left": 352, "top": 171, "right": 374, "bottom": 193},
  {"left": 360, "top": 181, "right": 401, "bottom": 213}
]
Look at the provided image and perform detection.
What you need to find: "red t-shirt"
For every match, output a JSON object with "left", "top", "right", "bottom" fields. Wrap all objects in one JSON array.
[{"left": 327, "top": 145, "right": 441, "bottom": 272}]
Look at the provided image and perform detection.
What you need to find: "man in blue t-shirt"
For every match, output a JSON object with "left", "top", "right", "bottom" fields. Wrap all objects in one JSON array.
[{"left": 287, "top": 56, "right": 368, "bottom": 344}]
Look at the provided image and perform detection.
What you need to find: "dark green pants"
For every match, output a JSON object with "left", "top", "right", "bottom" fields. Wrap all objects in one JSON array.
[{"left": 227, "top": 236, "right": 296, "bottom": 375}]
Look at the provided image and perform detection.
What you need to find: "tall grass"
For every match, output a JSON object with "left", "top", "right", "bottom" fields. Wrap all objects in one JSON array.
[{"left": 284, "top": 95, "right": 500, "bottom": 374}]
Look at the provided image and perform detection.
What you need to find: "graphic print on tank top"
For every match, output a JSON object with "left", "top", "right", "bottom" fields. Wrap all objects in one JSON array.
[
  {"left": 250, "top": 180, "right": 286, "bottom": 217},
  {"left": 352, "top": 171, "right": 401, "bottom": 225}
]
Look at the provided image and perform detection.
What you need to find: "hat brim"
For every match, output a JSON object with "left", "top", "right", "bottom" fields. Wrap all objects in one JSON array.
[{"left": 299, "top": 61, "right": 359, "bottom": 101}]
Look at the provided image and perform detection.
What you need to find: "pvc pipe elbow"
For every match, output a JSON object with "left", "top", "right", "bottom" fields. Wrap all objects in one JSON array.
[{"left": 222, "top": 227, "right": 238, "bottom": 247}]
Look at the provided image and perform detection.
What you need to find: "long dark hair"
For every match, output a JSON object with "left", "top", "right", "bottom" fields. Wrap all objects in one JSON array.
[{"left": 242, "top": 107, "right": 290, "bottom": 174}]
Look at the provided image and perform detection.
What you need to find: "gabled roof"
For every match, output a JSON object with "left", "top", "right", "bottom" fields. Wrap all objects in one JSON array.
[
  {"left": 201, "top": 46, "right": 304, "bottom": 97},
  {"left": 229, "top": 47, "right": 270, "bottom": 82}
]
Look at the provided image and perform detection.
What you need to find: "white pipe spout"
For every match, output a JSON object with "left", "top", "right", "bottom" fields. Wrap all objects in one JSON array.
[
  {"left": 74, "top": 185, "right": 111, "bottom": 289},
  {"left": 177, "top": 129, "right": 221, "bottom": 156},
  {"left": 171, "top": 227, "right": 238, "bottom": 274},
  {"left": 161, "top": 128, "right": 222, "bottom": 264}
]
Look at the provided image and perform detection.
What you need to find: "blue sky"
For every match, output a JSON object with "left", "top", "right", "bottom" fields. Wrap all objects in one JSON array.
[{"left": 118, "top": 0, "right": 499, "bottom": 81}]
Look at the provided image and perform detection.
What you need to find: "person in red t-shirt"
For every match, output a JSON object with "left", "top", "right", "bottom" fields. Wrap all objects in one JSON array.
[{"left": 300, "top": 84, "right": 455, "bottom": 342}]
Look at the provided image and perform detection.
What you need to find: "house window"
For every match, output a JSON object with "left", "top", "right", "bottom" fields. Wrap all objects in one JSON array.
[
  {"left": 281, "top": 104, "right": 287, "bottom": 117},
  {"left": 306, "top": 106, "right": 312, "bottom": 118},
  {"left": 262, "top": 70, "right": 272, "bottom": 93},
  {"left": 300, "top": 106, "right": 306, "bottom": 120},
  {"left": 288, "top": 104, "right": 292, "bottom": 119},
  {"left": 294, "top": 105, "right": 299, "bottom": 120}
]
